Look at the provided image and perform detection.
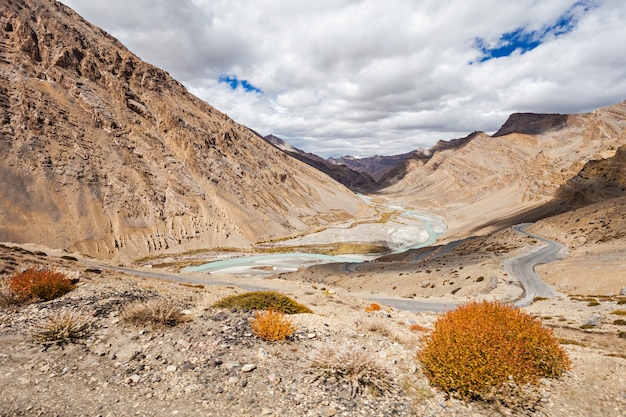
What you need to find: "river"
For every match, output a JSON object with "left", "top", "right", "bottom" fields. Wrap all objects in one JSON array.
[{"left": 183, "top": 197, "right": 446, "bottom": 277}]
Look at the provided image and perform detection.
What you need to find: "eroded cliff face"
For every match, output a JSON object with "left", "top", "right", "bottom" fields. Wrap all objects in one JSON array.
[{"left": 0, "top": 0, "right": 370, "bottom": 260}]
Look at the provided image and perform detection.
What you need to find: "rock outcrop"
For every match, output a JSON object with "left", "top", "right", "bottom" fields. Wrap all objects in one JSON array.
[{"left": 0, "top": 0, "right": 371, "bottom": 260}]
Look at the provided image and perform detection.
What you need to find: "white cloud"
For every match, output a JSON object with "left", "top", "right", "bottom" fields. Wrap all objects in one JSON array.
[{"left": 60, "top": 0, "right": 626, "bottom": 157}]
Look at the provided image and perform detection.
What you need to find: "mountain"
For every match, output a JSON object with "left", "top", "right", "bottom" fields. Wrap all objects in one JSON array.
[
  {"left": 0, "top": 0, "right": 371, "bottom": 260},
  {"left": 327, "top": 152, "right": 418, "bottom": 182},
  {"left": 380, "top": 101, "right": 626, "bottom": 239},
  {"left": 263, "top": 134, "right": 377, "bottom": 192}
]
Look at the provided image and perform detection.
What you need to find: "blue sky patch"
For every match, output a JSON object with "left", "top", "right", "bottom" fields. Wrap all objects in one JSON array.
[
  {"left": 218, "top": 75, "right": 263, "bottom": 93},
  {"left": 474, "top": 0, "right": 597, "bottom": 62}
]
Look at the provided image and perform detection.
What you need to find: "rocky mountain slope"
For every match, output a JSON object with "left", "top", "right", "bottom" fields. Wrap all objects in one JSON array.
[
  {"left": 381, "top": 101, "right": 626, "bottom": 240},
  {"left": 263, "top": 134, "right": 377, "bottom": 192},
  {"left": 0, "top": 0, "right": 371, "bottom": 261},
  {"left": 328, "top": 151, "right": 418, "bottom": 182}
]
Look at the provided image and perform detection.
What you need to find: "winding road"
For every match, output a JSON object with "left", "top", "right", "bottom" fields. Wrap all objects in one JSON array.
[{"left": 506, "top": 223, "right": 564, "bottom": 307}]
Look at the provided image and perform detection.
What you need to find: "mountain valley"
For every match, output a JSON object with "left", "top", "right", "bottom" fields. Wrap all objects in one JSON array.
[{"left": 0, "top": 1, "right": 625, "bottom": 416}]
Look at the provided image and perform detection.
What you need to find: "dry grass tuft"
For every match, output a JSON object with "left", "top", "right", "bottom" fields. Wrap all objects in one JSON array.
[
  {"left": 249, "top": 309, "right": 296, "bottom": 341},
  {"left": 310, "top": 343, "right": 397, "bottom": 397},
  {"left": 417, "top": 301, "right": 570, "bottom": 401},
  {"left": 120, "top": 298, "right": 190, "bottom": 328},
  {"left": 7, "top": 268, "right": 76, "bottom": 304},
  {"left": 32, "top": 311, "right": 92, "bottom": 347}
]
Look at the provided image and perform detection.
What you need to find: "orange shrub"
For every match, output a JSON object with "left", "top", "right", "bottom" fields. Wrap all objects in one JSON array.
[
  {"left": 409, "top": 323, "right": 428, "bottom": 332},
  {"left": 250, "top": 309, "right": 296, "bottom": 341},
  {"left": 8, "top": 268, "right": 76, "bottom": 303},
  {"left": 417, "top": 301, "right": 570, "bottom": 400},
  {"left": 365, "top": 303, "right": 381, "bottom": 312}
]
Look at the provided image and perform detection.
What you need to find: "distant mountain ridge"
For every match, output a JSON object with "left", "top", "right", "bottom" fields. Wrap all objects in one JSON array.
[{"left": 263, "top": 134, "right": 378, "bottom": 192}]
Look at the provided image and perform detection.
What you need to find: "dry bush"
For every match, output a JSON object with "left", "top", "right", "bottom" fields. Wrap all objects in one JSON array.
[
  {"left": 310, "top": 343, "right": 397, "bottom": 397},
  {"left": 7, "top": 268, "right": 76, "bottom": 303},
  {"left": 32, "top": 311, "right": 92, "bottom": 347},
  {"left": 362, "top": 316, "right": 392, "bottom": 337},
  {"left": 0, "top": 279, "right": 19, "bottom": 308},
  {"left": 417, "top": 301, "right": 570, "bottom": 401},
  {"left": 409, "top": 323, "right": 429, "bottom": 332},
  {"left": 120, "top": 298, "right": 189, "bottom": 328},
  {"left": 365, "top": 303, "right": 381, "bottom": 312},
  {"left": 214, "top": 291, "right": 312, "bottom": 314},
  {"left": 250, "top": 309, "right": 296, "bottom": 341}
]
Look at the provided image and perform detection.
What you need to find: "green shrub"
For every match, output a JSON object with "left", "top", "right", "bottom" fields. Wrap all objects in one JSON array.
[
  {"left": 214, "top": 291, "right": 312, "bottom": 314},
  {"left": 8, "top": 268, "right": 76, "bottom": 303},
  {"left": 417, "top": 301, "right": 570, "bottom": 401}
]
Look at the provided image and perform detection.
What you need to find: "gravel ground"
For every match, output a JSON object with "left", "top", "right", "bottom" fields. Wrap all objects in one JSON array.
[{"left": 0, "top": 245, "right": 625, "bottom": 417}]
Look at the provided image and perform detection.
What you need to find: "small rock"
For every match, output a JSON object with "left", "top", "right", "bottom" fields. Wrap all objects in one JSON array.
[
  {"left": 319, "top": 406, "right": 337, "bottom": 417},
  {"left": 261, "top": 408, "right": 273, "bottom": 415},
  {"left": 257, "top": 348, "right": 268, "bottom": 360},
  {"left": 228, "top": 376, "right": 239, "bottom": 384},
  {"left": 179, "top": 361, "right": 195, "bottom": 372},
  {"left": 267, "top": 373, "right": 281, "bottom": 385},
  {"left": 307, "top": 333, "right": 316, "bottom": 339},
  {"left": 620, "top": 287, "right": 626, "bottom": 296},
  {"left": 225, "top": 363, "right": 240, "bottom": 371},
  {"left": 241, "top": 364, "right": 257, "bottom": 373},
  {"left": 582, "top": 313, "right": 603, "bottom": 327},
  {"left": 165, "top": 365, "right": 177, "bottom": 373},
  {"left": 129, "top": 374, "right": 140, "bottom": 383}
]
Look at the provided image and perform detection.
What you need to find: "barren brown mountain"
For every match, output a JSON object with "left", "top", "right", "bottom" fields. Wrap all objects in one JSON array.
[
  {"left": 0, "top": 0, "right": 371, "bottom": 261},
  {"left": 380, "top": 101, "right": 626, "bottom": 240}
]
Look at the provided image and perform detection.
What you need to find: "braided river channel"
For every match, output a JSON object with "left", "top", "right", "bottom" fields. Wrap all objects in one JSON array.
[{"left": 184, "top": 197, "right": 446, "bottom": 277}]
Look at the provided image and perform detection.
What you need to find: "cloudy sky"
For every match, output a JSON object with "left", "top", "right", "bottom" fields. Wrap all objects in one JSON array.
[{"left": 59, "top": 0, "right": 626, "bottom": 157}]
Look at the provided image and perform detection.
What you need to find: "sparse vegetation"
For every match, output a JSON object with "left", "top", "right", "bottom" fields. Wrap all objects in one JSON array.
[
  {"left": 310, "top": 343, "right": 397, "bottom": 397},
  {"left": 120, "top": 298, "right": 190, "bottom": 327},
  {"left": 417, "top": 301, "right": 570, "bottom": 401},
  {"left": 613, "top": 319, "right": 626, "bottom": 326},
  {"left": 409, "top": 323, "right": 428, "bottom": 332},
  {"left": 213, "top": 291, "right": 312, "bottom": 314},
  {"left": 249, "top": 310, "right": 296, "bottom": 341},
  {"left": 365, "top": 302, "right": 381, "bottom": 312},
  {"left": 6, "top": 268, "right": 76, "bottom": 303},
  {"left": 32, "top": 311, "right": 92, "bottom": 347},
  {"left": 612, "top": 310, "right": 626, "bottom": 316},
  {"left": 558, "top": 338, "right": 585, "bottom": 346}
]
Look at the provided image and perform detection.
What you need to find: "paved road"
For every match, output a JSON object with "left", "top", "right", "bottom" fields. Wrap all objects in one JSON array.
[
  {"left": 505, "top": 223, "right": 564, "bottom": 307},
  {"left": 81, "top": 223, "right": 564, "bottom": 312}
]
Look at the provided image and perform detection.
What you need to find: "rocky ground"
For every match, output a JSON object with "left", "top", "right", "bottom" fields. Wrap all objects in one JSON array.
[{"left": 0, "top": 243, "right": 625, "bottom": 417}]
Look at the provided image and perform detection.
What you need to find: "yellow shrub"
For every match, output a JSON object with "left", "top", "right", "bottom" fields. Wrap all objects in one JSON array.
[
  {"left": 250, "top": 309, "right": 296, "bottom": 341},
  {"left": 417, "top": 301, "right": 570, "bottom": 400}
]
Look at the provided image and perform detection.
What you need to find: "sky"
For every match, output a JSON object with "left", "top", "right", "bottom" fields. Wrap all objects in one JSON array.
[{"left": 58, "top": 0, "right": 626, "bottom": 158}]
